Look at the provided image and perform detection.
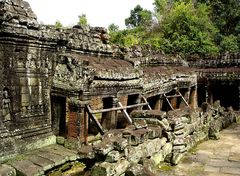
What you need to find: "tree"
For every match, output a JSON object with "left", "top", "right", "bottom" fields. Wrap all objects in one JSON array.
[
  {"left": 159, "top": 1, "right": 219, "bottom": 55},
  {"left": 220, "top": 35, "right": 239, "bottom": 52},
  {"left": 125, "top": 5, "right": 152, "bottom": 28},
  {"left": 197, "top": 0, "right": 240, "bottom": 36},
  {"left": 78, "top": 14, "right": 88, "bottom": 26},
  {"left": 108, "top": 23, "right": 119, "bottom": 33},
  {"left": 55, "top": 20, "right": 63, "bottom": 29}
]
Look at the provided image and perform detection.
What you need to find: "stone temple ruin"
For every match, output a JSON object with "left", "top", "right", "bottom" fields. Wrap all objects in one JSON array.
[{"left": 0, "top": 0, "right": 239, "bottom": 175}]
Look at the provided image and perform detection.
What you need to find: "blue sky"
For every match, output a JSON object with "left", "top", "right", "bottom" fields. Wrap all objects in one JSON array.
[{"left": 26, "top": 0, "right": 155, "bottom": 29}]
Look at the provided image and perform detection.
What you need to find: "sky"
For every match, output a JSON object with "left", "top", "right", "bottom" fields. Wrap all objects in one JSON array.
[{"left": 25, "top": 0, "right": 155, "bottom": 29}]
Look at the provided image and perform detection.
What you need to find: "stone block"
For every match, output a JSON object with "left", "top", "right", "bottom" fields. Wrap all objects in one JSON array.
[
  {"left": 125, "top": 163, "right": 144, "bottom": 176},
  {"left": 162, "top": 142, "right": 173, "bottom": 158},
  {"left": 91, "top": 162, "right": 115, "bottom": 176},
  {"left": 78, "top": 145, "right": 95, "bottom": 159},
  {"left": 151, "top": 152, "right": 164, "bottom": 165},
  {"left": 113, "top": 138, "right": 128, "bottom": 151},
  {"left": 148, "top": 126, "right": 162, "bottom": 139},
  {"left": 114, "top": 159, "right": 130, "bottom": 176},
  {"left": 0, "top": 164, "right": 16, "bottom": 176},
  {"left": 56, "top": 136, "right": 65, "bottom": 145},
  {"left": 125, "top": 145, "right": 143, "bottom": 164},
  {"left": 105, "top": 151, "right": 121, "bottom": 163},
  {"left": 93, "top": 140, "right": 114, "bottom": 156}
]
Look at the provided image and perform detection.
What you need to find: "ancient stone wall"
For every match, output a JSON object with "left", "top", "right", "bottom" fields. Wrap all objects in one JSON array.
[
  {"left": 0, "top": 0, "right": 239, "bottom": 164},
  {"left": 75, "top": 102, "right": 237, "bottom": 176}
]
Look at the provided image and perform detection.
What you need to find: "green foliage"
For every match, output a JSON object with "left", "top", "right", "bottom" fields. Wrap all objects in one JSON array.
[
  {"left": 78, "top": 14, "right": 88, "bottom": 26},
  {"left": 109, "top": 28, "right": 143, "bottom": 47},
  {"left": 159, "top": 1, "right": 219, "bottom": 55},
  {"left": 55, "top": 20, "right": 63, "bottom": 29},
  {"left": 109, "top": 0, "right": 239, "bottom": 55},
  {"left": 198, "top": 0, "right": 240, "bottom": 36},
  {"left": 108, "top": 23, "right": 119, "bottom": 33},
  {"left": 125, "top": 5, "right": 152, "bottom": 28},
  {"left": 220, "top": 35, "right": 239, "bottom": 52}
]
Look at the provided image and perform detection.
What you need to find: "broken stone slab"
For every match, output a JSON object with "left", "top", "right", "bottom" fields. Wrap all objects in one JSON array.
[
  {"left": 133, "top": 119, "right": 148, "bottom": 129},
  {"left": 113, "top": 138, "right": 128, "bottom": 151},
  {"left": 93, "top": 139, "right": 115, "bottom": 156},
  {"left": 9, "top": 160, "right": 43, "bottom": 176},
  {"left": 129, "top": 128, "right": 149, "bottom": 146},
  {"left": 125, "top": 145, "right": 143, "bottom": 164},
  {"left": 148, "top": 126, "right": 162, "bottom": 139},
  {"left": 114, "top": 159, "right": 130, "bottom": 176},
  {"left": 162, "top": 142, "right": 173, "bottom": 158},
  {"left": 173, "top": 138, "right": 186, "bottom": 146},
  {"left": 56, "top": 136, "right": 65, "bottom": 145},
  {"left": 78, "top": 145, "right": 95, "bottom": 159},
  {"left": 91, "top": 160, "right": 130, "bottom": 176},
  {"left": 91, "top": 162, "right": 115, "bottom": 176},
  {"left": 105, "top": 150, "right": 121, "bottom": 163},
  {"left": 43, "top": 145, "right": 79, "bottom": 161},
  {"left": 35, "top": 150, "right": 67, "bottom": 167},
  {"left": 130, "top": 110, "right": 167, "bottom": 120},
  {"left": 125, "top": 163, "right": 144, "bottom": 176},
  {"left": 172, "top": 145, "right": 187, "bottom": 153},
  {"left": 172, "top": 153, "right": 185, "bottom": 165},
  {"left": 0, "top": 164, "right": 16, "bottom": 176},
  {"left": 151, "top": 152, "right": 164, "bottom": 166},
  {"left": 27, "top": 154, "right": 55, "bottom": 172}
]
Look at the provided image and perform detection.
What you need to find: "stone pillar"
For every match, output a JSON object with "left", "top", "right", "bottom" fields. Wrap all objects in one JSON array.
[
  {"left": 154, "top": 95, "right": 162, "bottom": 110},
  {"left": 207, "top": 85, "right": 213, "bottom": 105},
  {"left": 189, "top": 86, "right": 198, "bottom": 109},
  {"left": 102, "top": 97, "right": 118, "bottom": 130},
  {"left": 171, "top": 96, "right": 178, "bottom": 109},
  {"left": 68, "top": 97, "right": 89, "bottom": 145},
  {"left": 110, "top": 97, "right": 118, "bottom": 129},
  {"left": 79, "top": 92, "right": 90, "bottom": 145},
  {"left": 239, "top": 84, "right": 240, "bottom": 111}
]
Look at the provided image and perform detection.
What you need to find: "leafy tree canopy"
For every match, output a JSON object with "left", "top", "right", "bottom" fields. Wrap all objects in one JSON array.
[
  {"left": 78, "top": 14, "right": 88, "bottom": 26},
  {"left": 125, "top": 5, "right": 152, "bottom": 28}
]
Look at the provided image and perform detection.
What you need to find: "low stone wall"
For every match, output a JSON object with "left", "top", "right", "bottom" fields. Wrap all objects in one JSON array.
[{"left": 76, "top": 101, "right": 237, "bottom": 176}]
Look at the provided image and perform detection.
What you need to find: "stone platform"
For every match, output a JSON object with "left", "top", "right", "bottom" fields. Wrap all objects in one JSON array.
[
  {"left": 156, "top": 123, "right": 240, "bottom": 176},
  {"left": 1, "top": 145, "right": 79, "bottom": 176}
]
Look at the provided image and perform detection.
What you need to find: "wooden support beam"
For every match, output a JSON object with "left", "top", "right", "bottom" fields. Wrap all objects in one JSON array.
[
  {"left": 90, "top": 103, "right": 148, "bottom": 114},
  {"left": 163, "top": 94, "right": 174, "bottom": 110},
  {"left": 165, "top": 95, "right": 181, "bottom": 98},
  {"left": 86, "top": 105, "right": 105, "bottom": 135},
  {"left": 118, "top": 102, "right": 132, "bottom": 124},
  {"left": 177, "top": 90, "right": 190, "bottom": 107},
  {"left": 141, "top": 95, "right": 152, "bottom": 110}
]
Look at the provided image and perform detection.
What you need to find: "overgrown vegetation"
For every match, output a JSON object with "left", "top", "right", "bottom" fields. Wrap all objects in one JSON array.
[{"left": 108, "top": 0, "right": 240, "bottom": 55}]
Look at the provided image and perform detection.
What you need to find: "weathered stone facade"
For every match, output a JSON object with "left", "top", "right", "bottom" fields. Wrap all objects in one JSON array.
[{"left": 0, "top": 1, "right": 239, "bottom": 175}]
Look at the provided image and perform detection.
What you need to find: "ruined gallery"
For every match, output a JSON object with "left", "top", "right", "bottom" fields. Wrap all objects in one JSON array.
[{"left": 0, "top": 0, "right": 239, "bottom": 175}]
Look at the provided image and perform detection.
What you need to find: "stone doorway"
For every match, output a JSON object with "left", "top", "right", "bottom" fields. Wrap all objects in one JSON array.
[{"left": 51, "top": 96, "right": 67, "bottom": 136}]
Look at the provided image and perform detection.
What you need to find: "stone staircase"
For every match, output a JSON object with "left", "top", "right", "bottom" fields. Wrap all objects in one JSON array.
[{"left": 1, "top": 145, "right": 79, "bottom": 176}]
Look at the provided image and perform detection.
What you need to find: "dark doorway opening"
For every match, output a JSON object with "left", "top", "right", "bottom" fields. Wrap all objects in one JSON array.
[
  {"left": 127, "top": 94, "right": 139, "bottom": 114},
  {"left": 51, "top": 96, "right": 66, "bottom": 136},
  {"left": 211, "top": 83, "right": 239, "bottom": 110},
  {"left": 147, "top": 95, "right": 160, "bottom": 110},
  {"left": 197, "top": 84, "right": 207, "bottom": 107}
]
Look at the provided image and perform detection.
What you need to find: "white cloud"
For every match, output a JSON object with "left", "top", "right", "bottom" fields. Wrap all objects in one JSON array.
[{"left": 25, "top": 0, "right": 154, "bottom": 29}]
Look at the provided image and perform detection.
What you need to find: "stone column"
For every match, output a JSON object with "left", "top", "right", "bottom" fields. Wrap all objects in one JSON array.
[
  {"left": 154, "top": 95, "right": 163, "bottom": 110},
  {"left": 239, "top": 84, "right": 240, "bottom": 111},
  {"left": 189, "top": 86, "right": 198, "bottom": 109},
  {"left": 102, "top": 97, "right": 118, "bottom": 130},
  {"left": 79, "top": 92, "right": 90, "bottom": 145},
  {"left": 207, "top": 84, "right": 213, "bottom": 105},
  {"left": 171, "top": 96, "right": 178, "bottom": 109},
  {"left": 110, "top": 97, "right": 118, "bottom": 129}
]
